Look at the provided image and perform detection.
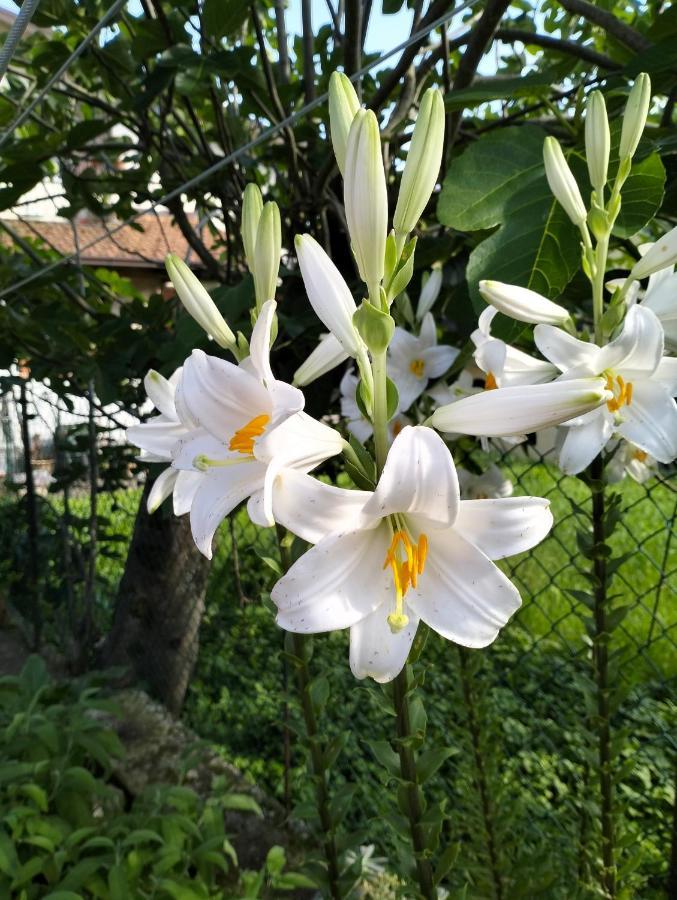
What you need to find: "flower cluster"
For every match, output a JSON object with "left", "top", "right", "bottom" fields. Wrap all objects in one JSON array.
[{"left": 127, "top": 73, "right": 646, "bottom": 683}]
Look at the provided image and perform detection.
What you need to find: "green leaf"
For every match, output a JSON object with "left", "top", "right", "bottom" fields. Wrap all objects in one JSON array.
[
  {"left": 434, "top": 841, "right": 460, "bottom": 885},
  {"left": 366, "top": 739, "right": 400, "bottom": 776},
  {"left": 438, "top": 126, "right": 580, "bottom": 307},
  {"left": 265, "top": 845, "right": 286, "bottom": 876},
  {"left": 203, "top": 0, "right": 249, "bottom": 39},
  {"left": 608, "top": 121, "right": 665, "bottom": 238},
  {"left": 221, "top": 793, "right": 263, "bottom": 817},
  {"left": 417, "top": 747, "right": 457, "bottom": 784}
]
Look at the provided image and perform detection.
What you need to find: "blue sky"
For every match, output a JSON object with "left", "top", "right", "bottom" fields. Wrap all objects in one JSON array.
[{"left": 0, "top": 0, "right": 420, "bottom": 57}]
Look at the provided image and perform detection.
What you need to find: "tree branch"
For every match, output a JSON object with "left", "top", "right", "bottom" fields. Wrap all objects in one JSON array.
[
  {"left": 301, "top": 0, "right": 316, "bottom": 102},
  {"left": 344, "top": 0, "right": 363, "bottom": 79},
  {"left": 556, "top": 0, "right": 651, "bottom": 53},
  {"left": 165, "top": 197, "right": 222, "bottom": 279},
  {"left": 274, "top": 0, "right": 291, "bottom": 82},
  {"left": 496, "top": 27, "right": 622, "bottom": 70},
  {"left": 449, "top": 0, "right": 512, "bottom": 143}
]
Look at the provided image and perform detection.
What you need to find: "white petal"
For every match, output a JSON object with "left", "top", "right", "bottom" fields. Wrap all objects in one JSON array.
[
  {"left": 453, "top": 497, "right": 552, "bottom": 560},
  {"left": 616, "top": 381, "right": 677, "bottom": 463},
  {"left": 127, "top": 418, "right": 186, "bottom": 459},
  {"left": 651, "top": 357, "right": 677, "bottom": 396},
  {"left": 558, "top": 411, "right": 613, "bottom": 474},
  {"left": 474, "top": 339, "right": 506, "bottom": 380},
  {"left": 190, "top": 461, "right": 267, "bottom": 558},
  {"left": 256, "top": 412, "right": 342, "bottom": 470},
  {"left": 173, "top": 469, "right": 202, "bottom": 516},
  {"left": 266, "top": 469, "right": 370, "bottom": 543},
  {"left": 416, "top": 268, "right": 442, "bottom": 320},
  {"left": 267, "top": 380, "right": 305, "bottom": 426},
  {"left": 172, "top": 431, "right": 226, "bottom": 469},
  {"left": 388, "top": 327, "right": 421, "bottom": 367},
  {"left": 295, "top": 234, "right": 363, "bottom": 356},
  {"left": 479, "top": 280, "right": 569, "bottom": 326},
  {"left": 502, "top": 346, "right": 558, "bottom": 385},
  {"left": 432, "top": 378, "right": 611, "bottom": 437},
  {"left": 421, "top": 345, "right": 458, "bottom": 378},
  {"left": 408, "top": 530, "right": 521, "bottom": 648},
  {"left": 178, "top": 349, "right": 271, "bottom": 443},
  {"left": 362, "top": 425, "right": 459, "bottom": 529},
  {"left": 272, "top": 525, "right": 392, "bottom": 632},
  {"left": 347, "top": 416, "right": 373, "bottom": 443},
  {"left": 534, "top": 324, "right": 601, "bottom": 372},
  {"left": 294, "top": 333, "right": 349, "bottom": 386},
  {"left": 249, "top": 299, "right": 277, "bottom": 384},
  {"left": 601, "top": 304, "right": 663, "bottom": 378},
  {"left": 147, "top": 467, "right": 178, "bottom": 513},
  {"left": 418, "top": 312, "right": 437, "bottom": 348},
  {"left": 349, "top": 605, "right": 418, "bottom": 683},
  {"left": 144, "top": 370, "right": 177, "bottom": 419},
  {"left": 389, "top": 362, "right": 425, "bottom": 412}
]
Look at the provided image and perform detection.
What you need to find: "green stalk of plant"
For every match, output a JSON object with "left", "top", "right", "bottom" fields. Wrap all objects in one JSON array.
[{"left": 276, "top": 525, "right": 344, "bottom": 899}]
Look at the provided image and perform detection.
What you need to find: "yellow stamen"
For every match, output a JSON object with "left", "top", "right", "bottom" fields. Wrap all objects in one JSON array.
[
  {"left": 485, "top": 372, "right": 498, "bottom": 390},
  {"left": 228, "top": 413, "right": 270, "bottom": 454},
  {"left": 384, "top": 529, "right": 428, "bottom": 633},
  {"left": 409, "top": 358, "right": 425, "bottom": 378},
  {"left": 633, "top": 449, "right": 647, "bottom": 463},
  {"left": 604, "top": 372, "right": 633, "bottom": 414}
]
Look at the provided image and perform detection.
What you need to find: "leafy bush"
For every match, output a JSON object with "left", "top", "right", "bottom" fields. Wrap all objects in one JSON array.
[{"left": 0, "top": 657, "right": 309, "bottom": 899}]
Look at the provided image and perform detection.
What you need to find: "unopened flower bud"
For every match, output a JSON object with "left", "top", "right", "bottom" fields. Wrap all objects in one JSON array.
[
  {"left": 344, "top": 109, "right": 388, "bottom": 293},
  {"left": 393, "top": 87, "right": 445, "bottom": 238},
  {"left": 629, "top": 224, "right": 677, "bottom": 280},
  {"left": 253, "top": 201, "right": 281, "bottom": 308},
  {"left": 294, "top": 333, "right": 349, "bottom": 386},
  {"left": 241, "top": 183, "right": 263, "bottom": 272},
  {"left": 165, "top": 253, "right": 236, "bottom": 350},
  {"left": 416, "top": 264, "right": 443, "bottom": 320},
  {"left": 585, "top": 91, "right": 610, "bottom": 194},
  {"left": 328, "top": 71, "right": 360, "bottom": 175},
  {"left": 353, "top": 301, "right": 395, "bottom": 355},
  {"left": 620, "top": 73, "right": 651, "bottom": 162},
  {"left": 479, "top": 280, "right": 570, "bottom": 326},
  {"left": 543, "top": 137, "right": 587, "bottom": 226}
]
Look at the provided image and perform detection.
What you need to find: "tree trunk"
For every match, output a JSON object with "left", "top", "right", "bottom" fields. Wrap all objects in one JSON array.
[{"left": 100, "top": 477, "right": 210, "bottom": 715}]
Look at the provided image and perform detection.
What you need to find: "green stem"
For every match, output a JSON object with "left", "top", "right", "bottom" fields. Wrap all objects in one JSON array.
[
  {"left": 276, "top": 528, "right": 342, "bottom": 899},
  {"left": 371, "top": 349, "right": 390, "bottom": 475},
  {"left": 589, "top": 455, "right": 616, "bottom": 898},
  {"left": 592, "top": 232, "right": 609, "bottom": 345},
  {"left": 392, "top": 666, "right": 436, "bottom": 900}
]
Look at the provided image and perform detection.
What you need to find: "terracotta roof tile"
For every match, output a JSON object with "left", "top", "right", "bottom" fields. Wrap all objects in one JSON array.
[{"left": 1, "top": 213, "right": 218, "bottom": 269}]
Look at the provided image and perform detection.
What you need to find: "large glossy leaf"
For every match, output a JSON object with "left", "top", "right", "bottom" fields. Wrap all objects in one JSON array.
[
  {"left": 202, "top": 0, "right": 249, "bottom": 39},
  {"left": 444, "top": 72, "right": 555, "bottom": 111},
  {"left": 437, "top": 126, "right": 580, "bottom": 306},
  {"left": 607, "top": 121, "right": 666, "bottom": 239}
]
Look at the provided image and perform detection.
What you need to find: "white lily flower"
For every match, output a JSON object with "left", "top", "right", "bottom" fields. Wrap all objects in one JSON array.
[
  {"left": 126, "top": 368, "right": 203, "bottom": 516},
  {"left": 167, "top": 300, "right": 322, "bottom": 556},
  {"left": 534, "top": 305, "right": 677, "bottom": 473},
  {"left": 431, "top": 377, "right": 612, "bottom": 438},
  {"left": 295, "top": 234, "right": 368, "bottom": 363},
  {"left": 471, "top": 307, "right": 558, "bottom": 388},
  {"left": 294, "top": 333, "right": 350, "bottom": 387},
  {"left": 165, "top": 254, "right": 236, "bottom": 351},
  {"left": 388, "top": 313, "right": 458, "bottom": 411},
  {"left": 458, "top": 465, "right": 513, "bottom": 500},
  {"left": 416, "top": 265, "right": 443, "bottom": 321},
  {"left": 606, "top": 440, "right": 657, "bottom": 484},
  {"left": 479, "top": 280, "right": 570, "bottom": 327},
  {"left": 641, "top": 268, "right": 677, "bottom": 350},
  {"left": 272, "top": 426, "right": 553, "bottom": 683}
]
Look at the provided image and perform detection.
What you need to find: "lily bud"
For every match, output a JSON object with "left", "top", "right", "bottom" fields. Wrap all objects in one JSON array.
[
  {"left": 294, "top": 333, "right": 349, "bottom": 387},
  {"left": 344, "top": 109, "right": 388, "bottom": 293},
  {"left": 620, "top": 73, "right": 651, "bottom": 162},
  {"left": 241, "top": 183, "right": 263, "bottom": 272},
  {"left": 543, "top": 137, "right": 587, "bottom": 226},
  {"left": 328, "top": 71, "right": 360, "bottom": 175},
  {"left": 416, "top": 264, "right": 443, "bottom": 320},
  {"left": 253, "top": 201, "right": 281, "bottom": 309},
  {"left": 479, "top": 280, "right": 571, "bottom": 326},
  {"left": 165, "top": 253, "right": 236, "bottom": 350},
  {"left": 585, "top": 90, "right": 610, "bottom": 194},
  {"left": 353, "top": 301, "right": 395, "bottom": 355},
  {"left": 629, "top": 225, "right": 677, "bottom": 280},
  {"left": 393, "top": 87, "right": 445, "bottom": 238},
  {"left": 432, "top": 378, "right": 612, "bottom": 437}
]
